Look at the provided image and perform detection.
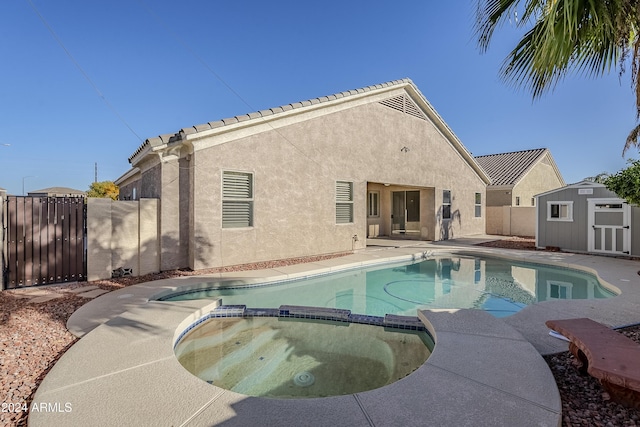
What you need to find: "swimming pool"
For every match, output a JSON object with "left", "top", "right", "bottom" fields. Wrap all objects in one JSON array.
[
  {"left": 161, "top": 255, "right": 615, "bottom": 317},
  {"left": 175, "top": 315, "right": 432, "bottom": 398}
]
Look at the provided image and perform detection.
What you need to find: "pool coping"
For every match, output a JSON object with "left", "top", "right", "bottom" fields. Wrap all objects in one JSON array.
[{"left": 29, "top": 242, "right": 640, "bottom": 426}]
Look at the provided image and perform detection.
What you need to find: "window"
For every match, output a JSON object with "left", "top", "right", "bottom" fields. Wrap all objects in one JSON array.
[
  {"left": 336, "top": 181, "right": 353, "bottom": 223},
  {"left": 368, "top": 191, "right": 379, "bottom": 218},
  {"left": 442, "top": 190, "right": 451, "bottom": 219},
  {"left": 222, "top": 171, "right": 253, "bottom": 228},
  {"left": 474, "top": 192, "right": 481, "bottom": 218},
  {"left": 132, "top": 187, "right": 137, "bottom": 201},
  {"left": 531, "top": 197, "right": 535, "bottom": 207},
  {"left": 547, "top": 201, "right": 573, "bottom": 221},
  {"left": 547, "top": 280, "right": 573, "bottom": 299},
  {"left": 474, "top": 258, "right": 481, "bottom": 284},
  {"left": 515, "top": 196, "right": 520, "bottom": 206}
]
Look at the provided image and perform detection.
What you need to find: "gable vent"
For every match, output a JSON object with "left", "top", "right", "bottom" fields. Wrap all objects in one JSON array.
[{"left": 379, "top": 95, "right": 426, "bottom": 121}]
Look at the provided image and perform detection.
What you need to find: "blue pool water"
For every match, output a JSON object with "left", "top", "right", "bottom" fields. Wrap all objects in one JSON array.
[{"left": 161, "top": 255, "right": 615, "bottom": 318}]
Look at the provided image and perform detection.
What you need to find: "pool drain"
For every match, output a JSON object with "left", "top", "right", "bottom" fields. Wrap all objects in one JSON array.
[{"left": 293, "top": 371, "right": 315, "bottom": 387}]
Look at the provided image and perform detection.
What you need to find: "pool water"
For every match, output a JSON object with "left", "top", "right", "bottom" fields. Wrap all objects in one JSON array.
[
  {"left": 163, "top": 255, "right": 614, "bottom": 317},
  {"left": 175, "top": 317, "right": 432, "bottom": 398}
]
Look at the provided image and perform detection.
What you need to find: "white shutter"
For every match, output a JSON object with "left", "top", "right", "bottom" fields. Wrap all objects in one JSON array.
[
  {"left": 223, "top": 172, "right": 252, "bottom": 198},
  {"left": 222, "top": 201, "right": 253, "bottom": 228},
  {"left": 336, "top": 181, "right": 353, "bottom": 224},
  {"left": 222, "top": 171, "right": 253, "bottom": 228}
]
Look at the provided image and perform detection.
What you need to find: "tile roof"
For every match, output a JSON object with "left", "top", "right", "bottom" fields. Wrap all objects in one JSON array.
[
  {"left": 474, "top": 148, "right": 549, "bottom": 186},
  {"left": 128, "top": 79, "right": 414, "bottom": 163},
  {"left": 124, "top": 78, "right": 490, "bottom": 184}
]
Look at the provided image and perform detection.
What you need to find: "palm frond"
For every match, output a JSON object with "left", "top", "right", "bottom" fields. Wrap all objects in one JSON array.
[{"left": 624, "top": 123, "right": 640, "bottom": 155}]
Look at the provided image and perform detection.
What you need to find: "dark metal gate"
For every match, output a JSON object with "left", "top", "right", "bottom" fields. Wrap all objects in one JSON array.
[{"left": 2, "top": 196, "right": 86, "bottom": 289}]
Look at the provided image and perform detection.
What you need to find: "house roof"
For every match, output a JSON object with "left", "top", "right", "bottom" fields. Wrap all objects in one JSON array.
[
  {"left": 28, "top": 187, "right": 86, "bottom": 196},
  {"left": 474, "top": 148, "right": 564, "bottom": 187},
  {"left": 124, "top": 78, "right": 491, "bottom": 184}
]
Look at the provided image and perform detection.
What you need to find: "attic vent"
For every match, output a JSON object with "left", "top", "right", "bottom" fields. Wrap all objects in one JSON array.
[{"left": 379, "top": 95, "right": 426, "bottom": 121}]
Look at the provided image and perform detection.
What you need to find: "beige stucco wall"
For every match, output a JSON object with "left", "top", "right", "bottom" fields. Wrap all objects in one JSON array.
[
  {"left": 179, "top": 98, "right": 486, "bottom": 270},
  {"left": 86, "top": 198, "right": 159, "bottom": 280},
  {"left": 503, "top": 206, "right": 536, "bottom": 237},
  {"left": 512, "top": 155, "right": 563, "bottom": 207},
  {"left": 486, "top": 206, "right": 503, "bottom": 235},
  {"left": 486, "top": 206, "right": 535, "bottom": 236}
]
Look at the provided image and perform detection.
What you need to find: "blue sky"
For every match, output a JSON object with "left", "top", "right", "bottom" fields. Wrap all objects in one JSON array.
[{"left": 1, "top": 0, "right": 637, "bottom": 195}]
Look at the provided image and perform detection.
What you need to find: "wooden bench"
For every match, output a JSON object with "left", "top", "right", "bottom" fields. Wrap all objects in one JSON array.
[{"left": 546, "top": 318, "right": 640, "bottom": 409}]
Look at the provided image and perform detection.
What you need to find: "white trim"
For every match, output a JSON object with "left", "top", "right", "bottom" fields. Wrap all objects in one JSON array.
[
  {"left": 546, "top": 280, "right": 573, "bottom": 300},
  {"left": 546, "top": 201, "right": 573, "bottom": 222},
  {"left": 535, "top": 198, "right": 540, "bottom": 248},
  {"left": 221, "top": 170, "right": 254, "bottom": 229},
  {"left": 587, "top": 198, "right": 630, "bottom": 254},
  {"left": 474, "top": 192, "right": 482, "bottom": 218}
]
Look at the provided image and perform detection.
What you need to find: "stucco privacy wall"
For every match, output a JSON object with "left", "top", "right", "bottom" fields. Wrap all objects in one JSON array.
[
  {"left": 503, "top": 207, "right": 536, "bottom": 237},
  {"left": 86, "top": 198, "right": 159, "bottom": 280}
]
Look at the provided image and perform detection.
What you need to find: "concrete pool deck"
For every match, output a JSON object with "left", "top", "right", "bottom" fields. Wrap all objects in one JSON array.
[{"left": 29, "top": 240, "right": 640, "bottom": 426}]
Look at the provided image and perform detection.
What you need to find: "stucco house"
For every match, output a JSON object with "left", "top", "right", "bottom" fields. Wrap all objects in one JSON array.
[
  {"left": 536, "top": 180, "right": 640, "bottom": 256},
  {"left": 475, "top": 148, "right": 565, "bottom": 236},
  {"left": 116, "top": 79, "right": 490, "bottom": 271}
]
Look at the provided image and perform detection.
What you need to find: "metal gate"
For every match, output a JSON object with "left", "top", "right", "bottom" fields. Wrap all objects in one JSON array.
[{"left": 2, "top": 196, "right": 86, "bottom": 289}]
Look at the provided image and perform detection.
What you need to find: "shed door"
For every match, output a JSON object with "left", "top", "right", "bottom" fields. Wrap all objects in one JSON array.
[{"left": 587, "top": 198, "right": 631, "bottom": 254}]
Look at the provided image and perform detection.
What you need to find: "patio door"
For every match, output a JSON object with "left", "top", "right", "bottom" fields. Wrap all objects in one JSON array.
[
  {"left": 587, "top": 198, "right": 631, "bottom": 255},
  {"left": 391, "top": 191, "right": 420, "bottom": 236}
]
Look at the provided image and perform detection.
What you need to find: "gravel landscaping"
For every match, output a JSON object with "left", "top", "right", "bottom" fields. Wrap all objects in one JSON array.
[{"left": 2, "top": 243, "right": 640, "bottom": 426}]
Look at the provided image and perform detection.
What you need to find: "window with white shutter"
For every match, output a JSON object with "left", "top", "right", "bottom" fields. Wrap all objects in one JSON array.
[
  {"left": 336, "top": 181, "right": 353, "bottom": 224},
  {"left": 222, "top": 171, "right": 253, "bottom": 228}
]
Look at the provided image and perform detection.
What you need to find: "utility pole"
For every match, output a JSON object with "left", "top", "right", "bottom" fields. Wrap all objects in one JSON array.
[{"left": 95, "top": 162, "right": 98, "bottom": 183}]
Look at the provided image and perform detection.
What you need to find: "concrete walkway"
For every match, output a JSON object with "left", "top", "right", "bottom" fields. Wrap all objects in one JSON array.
[{"left": 29, "top": 240, "right": 640, "bottom": 426}]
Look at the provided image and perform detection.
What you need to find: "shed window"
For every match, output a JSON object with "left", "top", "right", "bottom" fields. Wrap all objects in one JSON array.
[
  {"left": 442, "top": 190, "right": 451, "bottom": 219},
  {"left": 222, "top": 171, "right": 253, "bottom": 228},
  {"left": 547, "top": 201, "right": 573, "bottom": 222},
  {"left": 336, "top": 181, "right": 353, "bottom": 224},
  {"left": 474, "top": 193, "right": 481, "bottom": 218}
]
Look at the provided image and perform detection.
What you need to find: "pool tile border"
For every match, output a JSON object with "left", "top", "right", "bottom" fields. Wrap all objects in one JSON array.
[{"left": 174, "top": 305, "right": 431, "bottom": 349}]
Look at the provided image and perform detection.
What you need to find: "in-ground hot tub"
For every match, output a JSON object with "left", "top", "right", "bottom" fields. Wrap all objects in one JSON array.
[{"left": 174, "top": 307, "right": 433, "bottom": 398}]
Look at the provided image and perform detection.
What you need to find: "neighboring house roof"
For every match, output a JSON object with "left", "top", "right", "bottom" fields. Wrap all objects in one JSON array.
[
  {"left": 474, "top": 148, "right": 565, "bottom": 187},
  {"left": 28, "top": 187, "right": 86, "bottom": 196},
  {"left": 123, "top": 78, "right": 491, "bottom": 185}
]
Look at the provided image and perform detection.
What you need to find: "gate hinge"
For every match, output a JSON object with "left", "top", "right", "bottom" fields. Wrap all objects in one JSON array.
[{"left": 623, "top": 226, "right": 630, "bottom": 229}]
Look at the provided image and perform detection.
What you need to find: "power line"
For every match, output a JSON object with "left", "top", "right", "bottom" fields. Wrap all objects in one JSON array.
[
  {"left": 25, "top": 0, "right": 144, "bottom": 142},
  {"left": 137, "top": 0, "right": 330, "bottom": 173}
]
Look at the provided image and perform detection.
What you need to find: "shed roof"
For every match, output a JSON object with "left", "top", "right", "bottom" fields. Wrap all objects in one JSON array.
[{"left": 474, "top": 148, "right": 563, "bottom": 187}]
